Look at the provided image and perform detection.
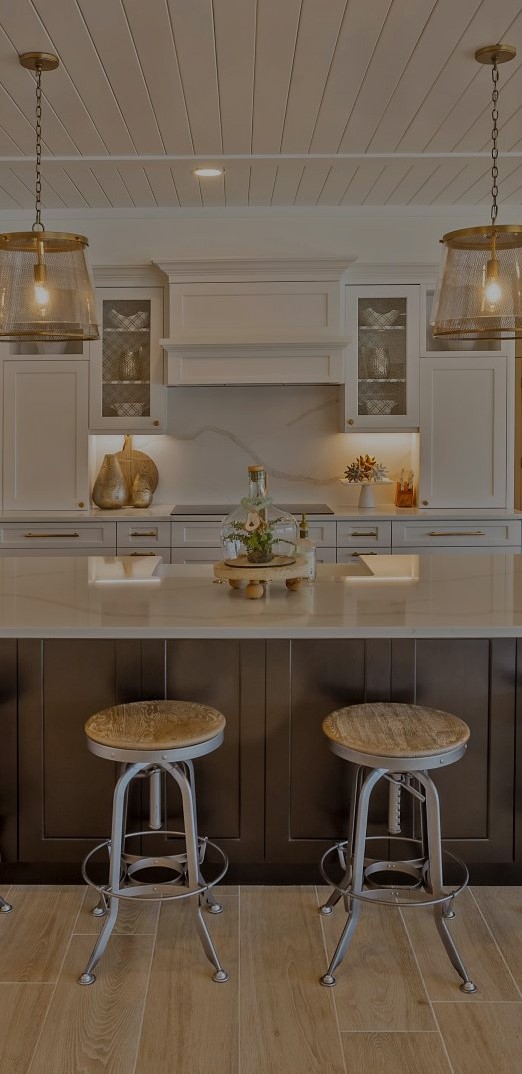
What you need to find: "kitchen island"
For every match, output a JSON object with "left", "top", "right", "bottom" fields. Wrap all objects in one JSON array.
[{"left": 0, "top": 554, "right": 520, "bottom": 884}]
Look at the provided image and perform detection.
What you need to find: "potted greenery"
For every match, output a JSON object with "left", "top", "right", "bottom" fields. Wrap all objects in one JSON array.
[{"left": 229, "top": 506, "right": 282, "bottom": 564}]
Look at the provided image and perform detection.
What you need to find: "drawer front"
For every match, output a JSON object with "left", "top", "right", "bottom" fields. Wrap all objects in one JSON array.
[
  {"left": 117, "top": 522, "right": 171, "bottom": 549},
  {"left": 0, "top": 546, "right": 117, "bottom": 557},
  {"left": 392, "top": 520, "right": 521, "bottom": 548},
  {"left": 121, "top": 547, "right": 171, "bottom": 562},
  {"left": 0, "top": 522, "right": 117, "bottom": 548},
  {"left": 171, "top": 521, "right": 224, "bottom": 547},
  {"left": 171, "top": 546, "right": 222, "bottom": 564},
  {"left": 400, "top": 544, "right": 518, "bottom": 556},
  {"left": 336, "top": 521, "right": 392, "bottom": 547},
  {"left": 316, "top": 547, "right": 336, "bottom": 564},
  {"left": 337, "top": 546, "right": 392, "bottom": 562},
  {"left": 304, "top": 521, "right": 336, "bottom": 547}
]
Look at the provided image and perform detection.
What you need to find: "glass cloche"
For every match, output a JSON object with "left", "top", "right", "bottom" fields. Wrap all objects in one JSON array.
[{"left": 221, "top": 466, "right": 298, "bottom": 564}]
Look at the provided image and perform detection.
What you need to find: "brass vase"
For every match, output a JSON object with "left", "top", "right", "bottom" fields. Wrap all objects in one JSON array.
[
  {"left": 92, "top": 454, "right": 129, "bottom": 509},
  {"left": 130, "top": 471, "right": 154, "bottom": 508}
]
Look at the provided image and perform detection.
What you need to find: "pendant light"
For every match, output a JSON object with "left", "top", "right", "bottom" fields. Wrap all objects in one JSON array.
[
  {"left": 431, "top": 44, "right": 522, "bottom": 341},
  {"left": 0, "top": 52, "right": 98, "bottom": 342}
]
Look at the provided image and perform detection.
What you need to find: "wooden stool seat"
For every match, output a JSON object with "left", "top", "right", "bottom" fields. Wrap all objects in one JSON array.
[
  {"left": 323, "top": 702, "right": 470, "bottom": 759},
  {"left": 85, "top": 699, "right": 226, "bottom": 752}
]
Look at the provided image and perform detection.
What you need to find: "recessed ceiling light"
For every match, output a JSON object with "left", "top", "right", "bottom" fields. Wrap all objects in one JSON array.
[{"left": 194, "top": 167, "right": 223, "bottom": 177}]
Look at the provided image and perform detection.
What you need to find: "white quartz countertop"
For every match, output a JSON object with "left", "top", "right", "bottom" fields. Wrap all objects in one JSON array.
[
  {"left": 1, "top": 553, "right": 522, "bottom": 639},
  {"left": 0, "top": 504, "right": 520, "bottom": 522}
]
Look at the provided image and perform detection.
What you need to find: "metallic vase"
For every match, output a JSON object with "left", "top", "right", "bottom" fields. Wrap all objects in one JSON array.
[{"left": 92, "top": 454, "right": 129, "bottom": 509}]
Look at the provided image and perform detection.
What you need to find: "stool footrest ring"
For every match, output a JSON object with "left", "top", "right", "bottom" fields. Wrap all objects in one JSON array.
[
  {"left": 320, "top": 834, "right": 469, "bottom": 909},
  {"left": 82, "top": 829, "right": 228, "bottom": 903}
]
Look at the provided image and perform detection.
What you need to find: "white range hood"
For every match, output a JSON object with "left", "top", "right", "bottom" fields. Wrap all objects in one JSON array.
[{"left": 154, "top": 258, "right": 354, "bottom": 386}]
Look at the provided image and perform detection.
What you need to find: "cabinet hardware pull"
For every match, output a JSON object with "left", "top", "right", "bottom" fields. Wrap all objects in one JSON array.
[
  {"left": 130, "top": 530, "right": 157, "bottom": 537},
  {"left": 351, "top": 551, "right": 377, "bottom": 556},
  {"left": 427, "top": 530, "right": 486, "bottom": 537},
  {"left": 351, "top": 531, "right": 378, "bottom": 537},
  {"left": 24, "top": 532, "right": 80, "bottom": 538},
  {"left": 130, "top": 551, "right": 157, "bottom": 556}
]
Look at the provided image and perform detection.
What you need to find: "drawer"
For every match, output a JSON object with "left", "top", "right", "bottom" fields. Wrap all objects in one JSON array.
[
  {"left": 391, "top": 520, "right": 521, "bottom": 548},
  {"left": 0, "top": 522, "right": 117, "bottom": 548},
  {"left": 336, "top": 521, "right": 391, "bottom": 547},
  {"left": 171, "top": 546, "right": 222, "bottom": 564},
  {"left": 117, "top": 522, "right": 171, "bottom": 549},
  {"left": 0, "top": 546, "right": 117, "bottom": 557},
  {"left": 304, "top": 521, "right": 337, "bottom": 547},
  {"left": 337, "top": 546, "right": 392, "bottom": 562},
  {"left": 121, "top": 547, "right": 171, "bottom": 562},
  {"left": 171, "top": 521, "right": 224, "bottom": 547},
  {"left": 399, "top": 545, "right": 518, "bottom": 556},
  {"left": 316, "top": 547, "right": 336, "bottom": 564}
]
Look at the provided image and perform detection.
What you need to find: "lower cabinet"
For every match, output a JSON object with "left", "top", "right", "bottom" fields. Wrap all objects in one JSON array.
[{"left": 4, "top": 635, "right": 519, "bottom": 880}]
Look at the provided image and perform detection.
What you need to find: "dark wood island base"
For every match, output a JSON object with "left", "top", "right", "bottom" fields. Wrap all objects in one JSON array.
[{"left": 0, "top": 636, "right": 520, "bottom": 885}]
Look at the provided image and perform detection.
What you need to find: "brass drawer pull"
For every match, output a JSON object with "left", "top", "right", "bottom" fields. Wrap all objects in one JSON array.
[
  {"left": 129, "top": 530, "right": 157, "bottom": 538},
  {"left": 427, "top": 530, "right": 486, "bottom": 537},
  {"left": 351, "top": 551, "right": 377, "bottom": 556},
  {"left": 130, "top": 551, "right": 157, "bottom": 557},
  {"left": 24, "top": 531, "right": 80, "bottom": 538},
  {"left": 350, "top": 531, "right": 378, "bottom": 537}
]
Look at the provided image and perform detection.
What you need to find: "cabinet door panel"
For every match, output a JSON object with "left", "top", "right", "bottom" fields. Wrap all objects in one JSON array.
[
  {"left": 3, "top": 359, "right": 89, "bottom": 511},
  {"left": 419, "top": 355, "right": 510, "bottom": 508}
]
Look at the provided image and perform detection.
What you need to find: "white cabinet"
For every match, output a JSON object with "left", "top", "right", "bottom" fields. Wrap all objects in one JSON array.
[
  {"left": 336, "top": 520, "right": 391, "bottom": 547},
  {"left": 0, "top": 521, "right": 116, "bottom": 548},
  {"left": 89, "top": 286, "right": 165, "bottom": 432},
  {"left": 391, "top": 519, "right": 520, "bottom": 549},
  {"left": 2, "top": 358, "right": 89, "bottom": 512},
  {"left": 344, "top": 285, "right": 420, "bottom": 430},
  {"left": 419, "top": 354, "right": 513, "bottom": 509}
]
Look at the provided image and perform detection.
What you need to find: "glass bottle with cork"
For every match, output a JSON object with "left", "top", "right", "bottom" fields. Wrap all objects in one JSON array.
[
  {"left": 297, "top": 513, "right": 316, "bottom": 580},
  {"left": 220, "top": 466, "right": 298, "bottom": 564}
]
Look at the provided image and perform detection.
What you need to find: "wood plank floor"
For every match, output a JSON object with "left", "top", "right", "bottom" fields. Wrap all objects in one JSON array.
[{"left": 0, "top": 885, "right": 520, "bottom": 1073}]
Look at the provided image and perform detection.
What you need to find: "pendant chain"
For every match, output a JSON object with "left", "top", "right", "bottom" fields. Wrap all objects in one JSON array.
[
  {"left": 490, "top": 60, "right": 500, "bottom": 226},
  {"left": 33, "top": 63, "right": 44, "bottom": 232}
]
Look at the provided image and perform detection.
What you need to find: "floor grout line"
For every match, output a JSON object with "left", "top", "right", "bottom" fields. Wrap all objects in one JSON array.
[
  {"left": 25, "top": 889, "right": 86, "bottom": 1074},
  {"left": 399, "top": 907, "right": 456, "bottom": 1074},
  {"left": 314, "top": 884, "right": 348, "bottom": 1074},
  {"left": 468, "top": 887, "right": 522, "bottom": 1000},
  {"left": 129, "top": 898, "right": 159, "bottom": 1074}
]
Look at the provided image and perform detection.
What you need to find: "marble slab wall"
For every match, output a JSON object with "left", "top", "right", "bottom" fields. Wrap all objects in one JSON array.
[{"left": 92, "top": 385, "right": 418, "bottom": 507}]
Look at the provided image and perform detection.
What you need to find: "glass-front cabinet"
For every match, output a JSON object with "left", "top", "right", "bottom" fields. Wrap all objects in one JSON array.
[
  {"left": 89, "top": 286, "right": 165, "bottom": 432},
  {"left": 344, "top": 285, "right": 420, "bottom": 430}
]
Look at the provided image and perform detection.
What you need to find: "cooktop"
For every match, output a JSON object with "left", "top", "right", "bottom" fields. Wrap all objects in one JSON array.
[{"left": 170, "top": 503, "right": 334, "bottom": 516}]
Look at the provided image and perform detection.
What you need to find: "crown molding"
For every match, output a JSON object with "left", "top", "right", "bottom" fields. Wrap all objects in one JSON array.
[
  {"left": 153, "top": 258, "right": 356, "bottom": 283},
  {"left": 93, "top": 264, "right": 166, "bottom": 286}
]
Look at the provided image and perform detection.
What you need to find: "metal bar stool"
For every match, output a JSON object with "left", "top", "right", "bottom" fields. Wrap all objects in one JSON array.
[
  {"left": 79, "top": 699, "right": 229, "bottom": 986},
  {"left": 319, "top": 702, "right": 476, "bottom": 993}
]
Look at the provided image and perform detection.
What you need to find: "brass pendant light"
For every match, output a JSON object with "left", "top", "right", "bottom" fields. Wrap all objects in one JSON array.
[
  {"left": 431, "top": 44, "right": 522, "bottom": 341},
  {"left": 0, "top": 52, "right": 99, "bottom": 342}
]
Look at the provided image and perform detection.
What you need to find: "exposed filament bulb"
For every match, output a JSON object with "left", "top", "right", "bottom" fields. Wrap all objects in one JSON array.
[
  {"left": 33, "top": 237, "right": 49, "bottom": 308},
  {"left": 484, "top": 248, "right": 502, "bottom": 310}
]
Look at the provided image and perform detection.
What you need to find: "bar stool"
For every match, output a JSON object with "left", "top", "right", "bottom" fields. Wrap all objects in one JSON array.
[
  {"left": 319, "top": 702, "right": 476, "bottom": 993},
  {"left": 79, "top": 699, "right": 229, "bottom": 986}
]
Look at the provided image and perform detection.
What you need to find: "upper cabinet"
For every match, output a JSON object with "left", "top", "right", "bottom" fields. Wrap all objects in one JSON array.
[
  {"left": 344, "top": 285, "right": 420, "bottom": 431},
  {"left": 155, "top": 259, "right": 352, "bottom": 385},
  {"left": 89, "top": 284, "right": 165, "bottom": 433}
]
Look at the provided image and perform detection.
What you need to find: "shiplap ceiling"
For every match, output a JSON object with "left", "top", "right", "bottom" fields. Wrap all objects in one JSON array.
[{"left": 1, "top": 0, "right": 522, "bottom": 210}]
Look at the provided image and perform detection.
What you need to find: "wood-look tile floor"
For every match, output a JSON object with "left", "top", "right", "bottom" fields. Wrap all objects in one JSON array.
[{"left": 0, "top": 884, "right": 520, "bottom": 1073}]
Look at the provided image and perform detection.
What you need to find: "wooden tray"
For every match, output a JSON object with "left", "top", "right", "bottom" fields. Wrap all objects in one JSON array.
[
  {"left": 224, "top": 555, "right": 295, "bottom": 569},
  {"left": 214, "top": 557, "right": 306, "bottom": 599},
  {"left": 116, "top": 435, "right": 159, "bottom": 496}
]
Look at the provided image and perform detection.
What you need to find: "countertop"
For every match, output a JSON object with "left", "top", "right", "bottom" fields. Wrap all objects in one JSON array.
[
  {"left": 0, "top": 504, "right": 520, "bottom": 522},
  {"left": 1, "top": 553, "right": 521, "bottom": 639}
]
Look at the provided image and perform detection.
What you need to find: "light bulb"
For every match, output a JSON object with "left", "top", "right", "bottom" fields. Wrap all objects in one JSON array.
[
  {"left": 33, "top": 242, "right": 49, "bottom": 308},
  {"left": 34, "top": 282, "right": 49, "bottom": 307},
  {"left": 483, "top": 256, "right": 502, "bottom": 311}
]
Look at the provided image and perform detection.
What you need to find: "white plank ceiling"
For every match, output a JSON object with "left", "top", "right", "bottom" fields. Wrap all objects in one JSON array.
[{"left": 0, "top": 0, "right": 521, "bottom": 210}]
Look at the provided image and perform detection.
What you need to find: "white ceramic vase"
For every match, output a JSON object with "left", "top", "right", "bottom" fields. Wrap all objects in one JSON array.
[{"left": 358, "top": 483, "right": 375, "bottom": 508}]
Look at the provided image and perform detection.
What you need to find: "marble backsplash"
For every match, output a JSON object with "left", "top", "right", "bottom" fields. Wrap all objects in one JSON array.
[{"left": 91, "top": 385, "right": 418, "bottom": 508}]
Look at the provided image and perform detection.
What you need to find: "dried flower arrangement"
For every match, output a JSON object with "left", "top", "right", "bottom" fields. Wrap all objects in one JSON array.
[{"left": 344, "top": 454, "right": 389, "bottom": 484}]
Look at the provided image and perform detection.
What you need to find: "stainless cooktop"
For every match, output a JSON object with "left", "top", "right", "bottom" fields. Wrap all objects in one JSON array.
[{"left": 170, "top": 503, "right": 334, "bottom": 516}]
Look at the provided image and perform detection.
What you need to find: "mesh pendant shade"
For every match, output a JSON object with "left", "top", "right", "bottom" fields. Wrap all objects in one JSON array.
[
  {"left": 0, "top": 231, "right": 99, "bottom": 341},
  {"left": 431, "top": 225, "right": 522, "bottom": 340}
]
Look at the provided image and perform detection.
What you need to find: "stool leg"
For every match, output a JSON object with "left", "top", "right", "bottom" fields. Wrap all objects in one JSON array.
[
  {"left": 417, "top": 771, "right": 476, "bottom": 994},
  {"left": 320, "top": 765, "right": 363, "bottom": 916},
  {"left": 419, "top": 791, "right": 455, "bottom": 920},
  {"left": 0, "top": 895, "right": 12, "bottom": 913},
  {"left": 184, "top": 760, "right": 222, "bottom": 915},
  {"left": 165, "top": 761, "right": 229, "bottom": 983},
  {"left": 321, "top": 767, "right": 384, "bottom": 987},
  {"left": 79, "top": 761, "right": 143, "bottom": 985}
]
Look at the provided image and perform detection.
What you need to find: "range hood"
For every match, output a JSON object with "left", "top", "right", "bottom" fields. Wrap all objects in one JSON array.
[{"left": 155, "top": 258, "right": 354, "bottom": 386}]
